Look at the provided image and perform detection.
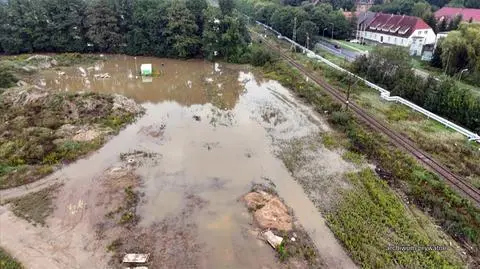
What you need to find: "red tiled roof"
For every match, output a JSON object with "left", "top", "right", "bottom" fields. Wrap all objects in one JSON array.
[
  {"left": 365, "top": 13, "right": 432, "bottom": 38},
  {"left": 435, "top": 7, "right": 480, "bottom": 22}
]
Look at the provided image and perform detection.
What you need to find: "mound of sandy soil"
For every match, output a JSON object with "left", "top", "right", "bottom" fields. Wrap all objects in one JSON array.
[{"left": 244, "top": 190, "right": 293, "bottom": 231}]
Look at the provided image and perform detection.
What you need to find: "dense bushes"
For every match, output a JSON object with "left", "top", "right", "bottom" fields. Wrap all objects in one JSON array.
[
  {"left": 352, "top": 46, "right": 480, "bottom": 133},
  {"left": 0, "top": 0, "right": 250, "bottom": 62},
  {"left": 247, "top": 44, "right": 277, "bottom": 66}
]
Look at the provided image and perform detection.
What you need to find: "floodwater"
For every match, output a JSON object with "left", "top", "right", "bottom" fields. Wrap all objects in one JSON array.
[{"left": 9, "top": 56, "right": 356, "bottom": 268}]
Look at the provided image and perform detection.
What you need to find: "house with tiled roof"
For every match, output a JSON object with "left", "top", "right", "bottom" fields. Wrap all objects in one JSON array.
[
  {"left": 435, "top": 7, "right": 480, "bottom": 23},
  {"left": 358, "top": 13, "right": 436, "bottom": 54}
]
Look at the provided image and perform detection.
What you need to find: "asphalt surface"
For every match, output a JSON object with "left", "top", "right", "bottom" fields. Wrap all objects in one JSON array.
[{"left": 315, "top": 39, "right": 361, "bottom": 62}]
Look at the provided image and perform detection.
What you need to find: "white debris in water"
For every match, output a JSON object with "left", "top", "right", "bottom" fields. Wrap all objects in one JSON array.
[
  {"left": 217, "top": 83, "right": 222, "bottom": 89},
  {"left": 263, "top": 230, "right": 283, "bottom": 249},
  {"left": 205, "top": 77, "right": 214, "bottom": 83},
  {"left": 94, "top": 73, "right": 111, "bottom": 79},
  {"left": 78, "top": 67, "right": 87, "bottom": 77},
  {"left": 187, "top": 80, "right": 192, "bottom": 88},
  {"left": 214, "top": 63, "right": 221, "bottom": 72},
  {"left": 291, "top": 237, "right": 296, "bottom": 242}
]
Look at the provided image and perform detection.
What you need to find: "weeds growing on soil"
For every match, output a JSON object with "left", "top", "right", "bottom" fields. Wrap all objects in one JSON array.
[
  {"left": 0, "top": 89, "right": 142, "bottom": 189},
  {"left": 6, "top": 184, "right": 61, "bottom": 226},
  {"left": 327, "top": 169, "right": 463, "bottom": 268},
  {"left": 0, "top": 248, "right": 23, "bottom": 269}
]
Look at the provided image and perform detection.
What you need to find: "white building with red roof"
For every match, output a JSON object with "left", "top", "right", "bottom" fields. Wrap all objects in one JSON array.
[
  {"left": 358, "top": 13, "right": 436, "bottom": 52},
  {"left": 435, "top": 7, "right": 480, "bottom": 23}
]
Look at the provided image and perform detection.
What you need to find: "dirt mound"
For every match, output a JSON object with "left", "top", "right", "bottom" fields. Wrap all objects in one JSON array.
[
  {"left": 25, "top": 55, "right": 58, "bottom": 69},
  {"left": 0, "top": 87, "right": 143, "bottom": 189},
  {"left": 244, "top": 190, "right": 292, "bottom": 231},
  {"left": 113, "top": 94, "right": 144, "bottom": 114}
]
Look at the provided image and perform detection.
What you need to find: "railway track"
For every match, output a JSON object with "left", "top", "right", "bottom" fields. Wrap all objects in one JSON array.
[{"left": 259, "top": 35, "right": 480, "bottom": 207}]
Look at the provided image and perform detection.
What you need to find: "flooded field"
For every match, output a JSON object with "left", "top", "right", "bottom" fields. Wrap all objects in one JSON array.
[{"left": 1, "top": 56, "right": 355, "bottom": 268}]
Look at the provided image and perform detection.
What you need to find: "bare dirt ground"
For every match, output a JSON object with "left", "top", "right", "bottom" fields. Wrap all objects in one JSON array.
[{"left": 0, "top": 59, "right": 357, "bottom": 269}]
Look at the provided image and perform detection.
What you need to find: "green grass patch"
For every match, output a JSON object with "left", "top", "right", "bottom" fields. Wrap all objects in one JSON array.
[
  {"left": 332, "top": 39, "right": 374, "bottom": 52},
  {"left": 0, "top": 65, "right": 18, "bottom": 88},
  {"left": 327, "top": 169, "right": 463, "bottom": 268},
  {"left": 341, "top": 150, "right": 365, "bottom": 166},
  {"left": 53, "top": 53, "right": 102, "bottom": 66},
  {"left": 6, "top": 184, "right": 61, "bottom": 226},
  {"left": 106, "top": 238, "right": 123, "bottom": 253},
  {"left": 0, "top": 248, "right": 23, "bottom": 269}
]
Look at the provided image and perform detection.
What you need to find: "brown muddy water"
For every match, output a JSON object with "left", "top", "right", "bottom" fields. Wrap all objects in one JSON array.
[{"left": 3, "top": 56, "right": 355, "bottom": 268}]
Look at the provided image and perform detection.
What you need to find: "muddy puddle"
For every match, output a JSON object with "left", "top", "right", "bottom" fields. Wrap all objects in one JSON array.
[{"left": 1, "top": 56, "right": 355, "bottom": 269}]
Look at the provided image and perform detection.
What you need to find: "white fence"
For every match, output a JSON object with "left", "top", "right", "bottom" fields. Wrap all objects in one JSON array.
[{"left": 256, "top": 21, "right": 480, "bottom": 141}]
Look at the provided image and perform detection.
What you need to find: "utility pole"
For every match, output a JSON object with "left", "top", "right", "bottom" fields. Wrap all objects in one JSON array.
[
  {"left": 291, "top": 17, "right": 297, "bottom": 52},
  {"left": 329, "top": 22, "right": 334, "bottom": 39},
  {"left": 346, "top": 72, "right": 352, "bottom": 110}
]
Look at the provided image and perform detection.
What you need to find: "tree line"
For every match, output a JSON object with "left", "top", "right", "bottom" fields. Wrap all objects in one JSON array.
[
  {"left": 236, "top": 0, "right": 354, "bottom": 43},
  {"left": 352, "top": 46, "right": 480, "bottom": 133},
  {"left": 0, "top": 0, "right": 253, "bottom": 62}
]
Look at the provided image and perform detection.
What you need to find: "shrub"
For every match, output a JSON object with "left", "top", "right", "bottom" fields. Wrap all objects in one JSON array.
[
  {"left": 328, "top": 111, "right": 352, "bottom": 128},
  {"left": 248, "top": 44, "right": 276, "bottom": 66},
  {"left": 0, "top": 66, "right": 18, "bottom": 88}
]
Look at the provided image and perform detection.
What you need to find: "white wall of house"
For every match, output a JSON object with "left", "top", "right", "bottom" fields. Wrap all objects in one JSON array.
[
  {"left": 359, "top": 28, "right": 436, "bottom": 47},
  {"left": 361, "top": 31, "right": 410, "bottom": 46}
]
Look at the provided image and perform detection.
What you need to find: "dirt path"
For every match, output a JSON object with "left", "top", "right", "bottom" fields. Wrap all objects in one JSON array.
[{"left": 0, "top": 174, "right": 65, "bottom": 203}]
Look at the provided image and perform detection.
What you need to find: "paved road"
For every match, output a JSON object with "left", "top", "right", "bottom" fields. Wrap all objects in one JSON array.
[{"left": 315, "top": 39, "right": 361, "bottom": 62}]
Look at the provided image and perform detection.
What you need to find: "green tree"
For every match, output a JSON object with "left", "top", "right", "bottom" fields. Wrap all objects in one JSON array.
[
  {"left": 42, "top": 0, "right": 87, "bottom": 52},
  {"left": 202, "top": 6, "right": 222, "bottom": 60},
  {"left": 85, "top": 0, "right": 122, "bottom": 52},
  {"left": 447, "top": 14, "right": 462, "bottom": 31},
  {"left": 441, "top": 24, "right": 478, "bottom": 75},
  {"left": 186, "top": 0, "right": 208, "bottom": 34},
  {"left": 254, "top": 2, "right": 279, "bottom": 25},
  {"left": 297, "top": 20, "right": 318, "bottom": 47},
  {"left": 465, "top": 0, "right": 480, "bottom": 8},
  {"left": 270, "top": 6, "right": 308, "bottom": 39},
  {"left": 126, "top": 0, "right": 168, "bottom": 56},
  {"left": 219, "top": 0, "right": 234, "bottom": 15},
  {"left": 438, "top": 18, "right": 448, "bottom": 32},
  {"left": 430, "top": 44, "right": 443, "bottom": 68},
  {"left": 165, "top": 1, "right": 200, "bottom": 58},
  {"left": 412, "top": 1, "right": 431, "bottom": 18},
  {"left": 219, "top": 14, "right": 250, "bottom": 62}
]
